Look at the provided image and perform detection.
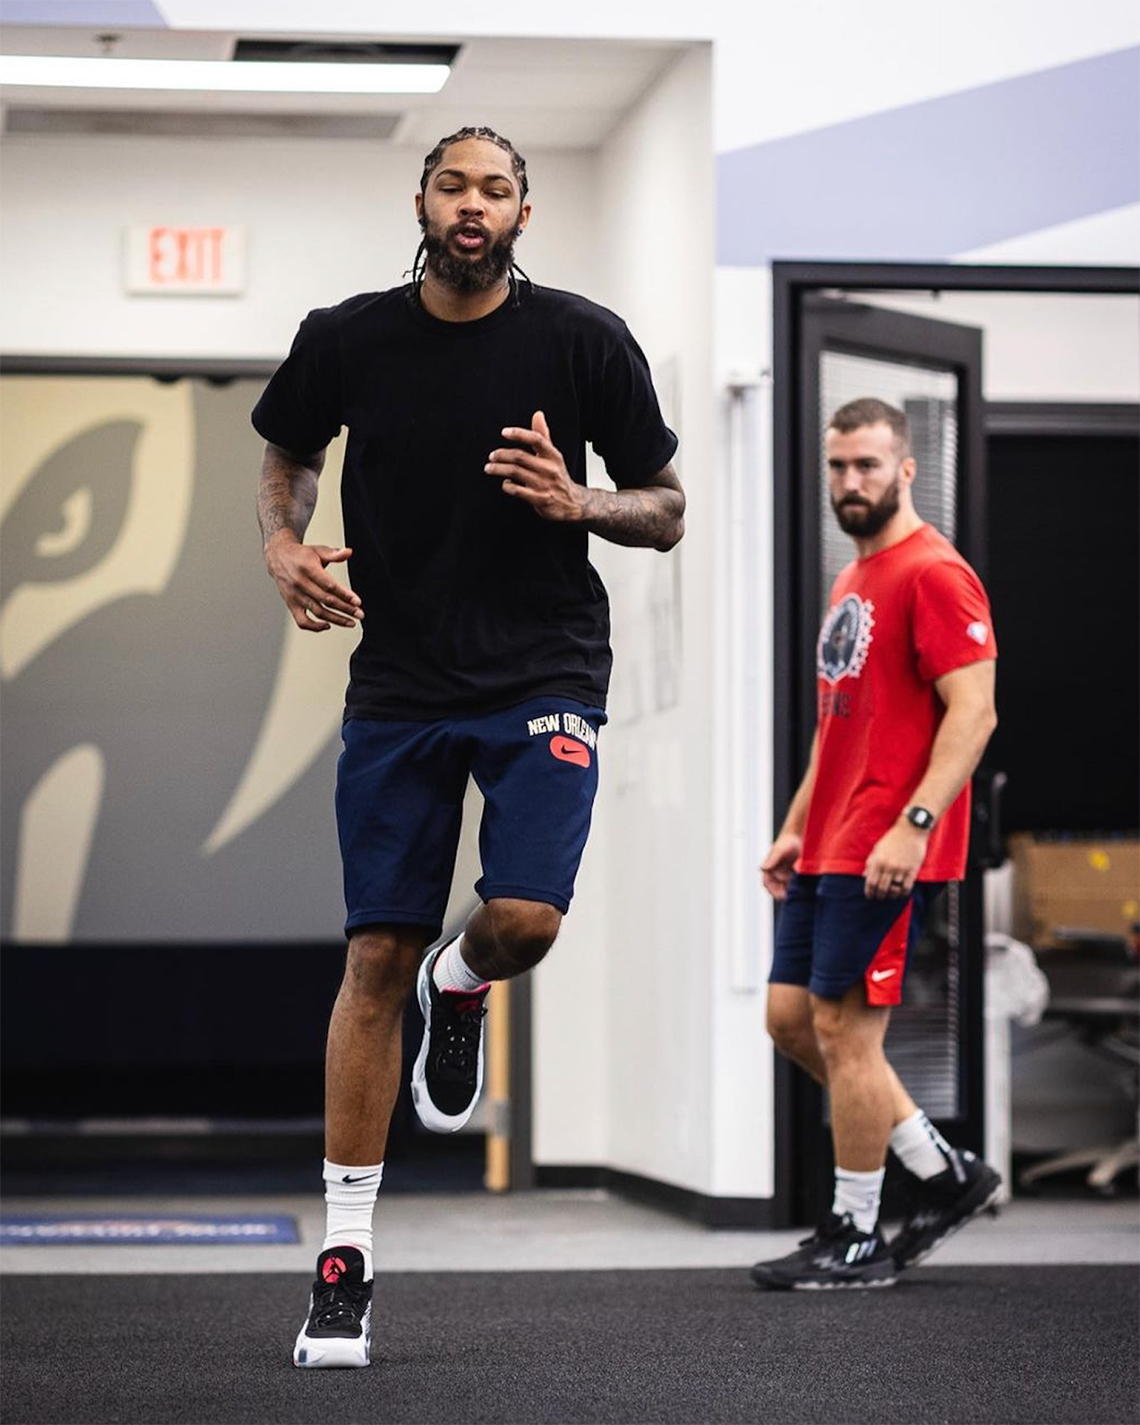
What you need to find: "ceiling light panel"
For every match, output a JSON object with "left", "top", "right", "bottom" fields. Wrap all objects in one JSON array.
[
  {"left": 0, "top": 54, "right": 449, "bottom": 93},
  {"left": 5, "top": 106, "right": 403, "bottom": 138}
]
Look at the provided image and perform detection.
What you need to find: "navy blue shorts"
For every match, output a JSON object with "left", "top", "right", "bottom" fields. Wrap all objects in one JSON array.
[
  {"left": 769, "top": 873, "right": 946, "bottom": 1006},
  {"left": 335, "top": 697, "right": 606, "bottom": 937}
]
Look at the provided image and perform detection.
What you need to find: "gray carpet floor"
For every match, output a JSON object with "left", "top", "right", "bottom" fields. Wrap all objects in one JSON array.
[{"left": 2, "top": 1265, "right": 1136, "bottom": 1424}]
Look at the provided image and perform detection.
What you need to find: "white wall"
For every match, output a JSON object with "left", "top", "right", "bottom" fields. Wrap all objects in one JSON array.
[
  {"left": 533, "top": 45, "right": 768, "bottom": 1198},
  {"left": 0, "top": 135, "right": 596, "bottom": 356},
  {"left": 710, "top": 0, "right": 1139, "bottom": 152},
  {"left": 595, "top": 42, "right": 717, "bottom": 1192},
  {"left": 846, "top": 292, "right": 1140, "bottom": 404}
]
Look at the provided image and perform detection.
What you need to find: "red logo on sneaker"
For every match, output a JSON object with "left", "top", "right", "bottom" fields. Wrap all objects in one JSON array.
[
  {"left": 445, "top": 993, "right": 486, "bottom": 1013},
  {"left": 322, "top": 1255, "right": 347, "bottom": 1283},
  {"left": 550, "top": 736, "right": 590, "bottom": 767}
]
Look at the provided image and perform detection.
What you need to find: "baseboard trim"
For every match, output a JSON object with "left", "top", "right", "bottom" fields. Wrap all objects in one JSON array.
[{"left": 534, "top": 1165, "right": 776, "bottom": 1229}]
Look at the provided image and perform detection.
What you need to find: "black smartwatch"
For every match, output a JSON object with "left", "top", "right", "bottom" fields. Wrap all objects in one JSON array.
[{"left": 905, "top": 805, "right": 936, "bottom": 831}]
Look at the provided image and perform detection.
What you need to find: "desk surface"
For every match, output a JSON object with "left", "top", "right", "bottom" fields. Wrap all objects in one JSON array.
[{"left": 1045, "top": 994, "right": 1140, "bottom": 1021}]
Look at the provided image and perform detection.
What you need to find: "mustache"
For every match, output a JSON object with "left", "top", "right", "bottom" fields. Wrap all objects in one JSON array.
[
  {"left": 837, "top": 496, "right": 872, "bottom": 509},
  {"left": 447, "top": 219, "right": 490, "bottom": 241}
]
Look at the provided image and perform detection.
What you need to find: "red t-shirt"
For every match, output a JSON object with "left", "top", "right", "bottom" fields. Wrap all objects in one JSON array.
[{"left": 798, "top": 523, "right": 997, "bottom": 882}]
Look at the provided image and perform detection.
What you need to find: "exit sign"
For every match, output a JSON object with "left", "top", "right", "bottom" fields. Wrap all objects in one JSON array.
[{"left": 125, "top": 226, "right": 246, "bottom": 295}]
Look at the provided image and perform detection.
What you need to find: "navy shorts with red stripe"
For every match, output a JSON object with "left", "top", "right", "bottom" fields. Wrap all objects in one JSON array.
[
  {"left": 336, "top": 696, "right": 606, "bottom": 938},
  {"left": 769, "top": 872, "right": 946, "bottom": 1006}
]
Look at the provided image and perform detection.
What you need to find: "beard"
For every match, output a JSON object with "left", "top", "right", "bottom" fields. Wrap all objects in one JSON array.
[
  {"left": 831, "top": 477, "right": 902, "bottom": 537},
  {"left": 421, "top": 215, "right": 518, "bottom": 294}
]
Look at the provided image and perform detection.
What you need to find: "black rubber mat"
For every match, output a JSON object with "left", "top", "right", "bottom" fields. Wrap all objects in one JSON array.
[{"left": 2, "top": 1265, "right": 1135, "bottom": 1423}]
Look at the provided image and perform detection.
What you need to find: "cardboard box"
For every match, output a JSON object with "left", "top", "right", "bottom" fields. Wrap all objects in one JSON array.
[{"left": 1009, "top": 835, "right": 1140, "bottom": 948}]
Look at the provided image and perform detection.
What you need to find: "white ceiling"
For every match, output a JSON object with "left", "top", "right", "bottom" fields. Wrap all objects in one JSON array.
[{"left": 0, "top": 28, "right": 688, "bottom": 147}]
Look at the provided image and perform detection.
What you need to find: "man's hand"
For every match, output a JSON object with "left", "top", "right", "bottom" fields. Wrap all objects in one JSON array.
[
  {"left": 760, "top": 832, "right": 803, "bottom": 901},
  {"left": 264, "top": 533, "right": 363, "bottom": 632},
  {"left": 863, "top": 821, "right": 929, "bottom": 900},
  {"left": 486, "top": 411, "right": 585, "bottom": 522}
]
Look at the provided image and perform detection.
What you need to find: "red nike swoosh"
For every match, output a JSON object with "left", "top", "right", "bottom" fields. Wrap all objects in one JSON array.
[{"left": 550, "top": 736, "right": 590, "bottom": 767}]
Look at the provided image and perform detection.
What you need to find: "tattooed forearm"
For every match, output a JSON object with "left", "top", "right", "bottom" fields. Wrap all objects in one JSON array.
[
  {"left": 579, "top": 466, "right": 685, "bottom": 551},
  {"left": 257, "top": 442, "right": 326, "bottom": 548}
]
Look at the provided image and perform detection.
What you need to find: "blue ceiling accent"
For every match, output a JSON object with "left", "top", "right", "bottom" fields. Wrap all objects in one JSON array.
[
  {"left": 718, "top": 47, "right": 1140, "bottom": 265},
  {"left": 0, "top": 0, "right": 168, "bottom": 25}
]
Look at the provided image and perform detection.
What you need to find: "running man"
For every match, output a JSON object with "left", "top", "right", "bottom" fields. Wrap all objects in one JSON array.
[
  {"left": 252, "top": 127, "right": 684, "bottom": 1365},
  {"left": 752, "top": 398, "right": 1001, "bottom": 1290}
]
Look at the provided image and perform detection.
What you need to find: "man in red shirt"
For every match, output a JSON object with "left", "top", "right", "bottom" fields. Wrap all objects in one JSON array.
[{"left": 752, "top": 397, "right": 1001, "bottom": 1290}]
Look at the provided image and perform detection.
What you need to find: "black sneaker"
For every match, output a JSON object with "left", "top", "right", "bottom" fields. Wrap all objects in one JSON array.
[
  {"left": 751, "top": 1213, "right": 897, "bottom": 1290},
  {"left": 890, "top": 1149, "right": 1002, "bottom": 1269},
  {"left": 410, "top": 945, "right": 491, "bottom": 1132},
  {"left": 293, "top": 1246, "right": 373, "bottom": 1368}
]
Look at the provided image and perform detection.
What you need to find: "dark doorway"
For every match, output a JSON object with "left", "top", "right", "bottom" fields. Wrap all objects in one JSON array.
[{"left": 986, "top": 409, "right": 1139, "bottom": 835}]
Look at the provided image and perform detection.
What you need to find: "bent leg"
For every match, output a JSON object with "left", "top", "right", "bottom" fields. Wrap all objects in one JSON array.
[
  {"left": 768, "top": 981, "right": 916, "bottom": 1128},
  {"left": 471, "top": 697, "right": 605, "bottom": 937},
  {"left": 885, "top": 1061, "right": 919, "bottom": 1127},
  {"left": 411, "top": 897, "right": 561, "bottom": 1134},
  {"left": 460, "top": 896, "right": 562, "bottom": 981}
]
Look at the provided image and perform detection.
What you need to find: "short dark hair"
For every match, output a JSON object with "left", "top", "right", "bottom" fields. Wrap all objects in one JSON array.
[
  {"left": 419, "top": 126, "right": 529, "bottom": 202},
  {"left": 828, "top": 398, "right": 911, "bottom": 455}
]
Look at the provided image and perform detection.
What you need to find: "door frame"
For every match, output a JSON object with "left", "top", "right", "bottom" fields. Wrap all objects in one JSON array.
[{"left": 769, "top": 261, "right": 1139, "bottom": 1225}]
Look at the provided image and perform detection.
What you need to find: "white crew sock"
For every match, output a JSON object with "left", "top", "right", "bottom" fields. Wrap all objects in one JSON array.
[
  {"left": 832, "top": 1166, "right": 885, "bottom": 1233},
  {"left": 889, "top": 1109, "right": 954, "bottom": 1181},
  {"left": 321, "top": 1158, "right": 383, "bottom": 1280},
  {"left": 432, "top": 935, "right": 490, "bottom": 993}
]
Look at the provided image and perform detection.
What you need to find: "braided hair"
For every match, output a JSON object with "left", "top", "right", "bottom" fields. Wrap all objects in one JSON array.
[{"left": 408, "top": 126, "right": 533, "bottom": 302}]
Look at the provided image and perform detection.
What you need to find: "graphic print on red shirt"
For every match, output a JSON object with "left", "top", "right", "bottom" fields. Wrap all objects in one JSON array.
[{"left": 798, "top": 523, "right": 997, "bottom": 883}]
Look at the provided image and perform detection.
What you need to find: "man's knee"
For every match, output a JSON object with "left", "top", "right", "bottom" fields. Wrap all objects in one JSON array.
[
  {"left": 767, "top": 990, "right": 815, "bottom": 1062},
  {"left": 810, "top": 990, "right": 884, "bottom": 1067},
  {"left": 810, "top": 992, "right": 856, "bottom": 1061},
  {"left": 478, "top": 897, "right": 562, "bottom": 977},
  {"left": 343, "top": 926, "right": 427, "bottom": 1005}
]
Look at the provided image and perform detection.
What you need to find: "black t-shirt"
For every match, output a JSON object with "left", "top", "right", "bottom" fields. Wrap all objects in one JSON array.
[{"left": 252, "top": 283, "right": 678, "bottom": 719}]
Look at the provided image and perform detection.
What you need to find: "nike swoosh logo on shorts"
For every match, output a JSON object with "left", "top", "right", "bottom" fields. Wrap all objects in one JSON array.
[
  {"left": 870, "top": 968, "right": 896, "bottom": 982},
  {"left": 550, "top": 736, "right": 590, "bottom": 767}
]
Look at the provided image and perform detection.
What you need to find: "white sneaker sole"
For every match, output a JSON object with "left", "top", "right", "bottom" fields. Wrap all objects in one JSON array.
[
  {"left": 409, "top": 950, "right": 484, "bottom": 1134},
  {"left": 753, "top": 1266, "right": 897, "bottom": 1290},
  {"left": 293, "top": 1305, "right": 371, "bottom": 1368},
  {"left": 793, "top": 1273, "right": 897, "bottom": 1290}
]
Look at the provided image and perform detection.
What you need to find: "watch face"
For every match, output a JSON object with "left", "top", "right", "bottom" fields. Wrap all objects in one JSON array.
[{"left": 908, "top": 807, "right": 934, "bottom": 830}]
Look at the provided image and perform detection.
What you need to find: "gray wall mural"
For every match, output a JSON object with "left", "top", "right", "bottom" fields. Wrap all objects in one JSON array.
[{"left": 0, "top": 374, "right": 469, "bottom": 943}]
